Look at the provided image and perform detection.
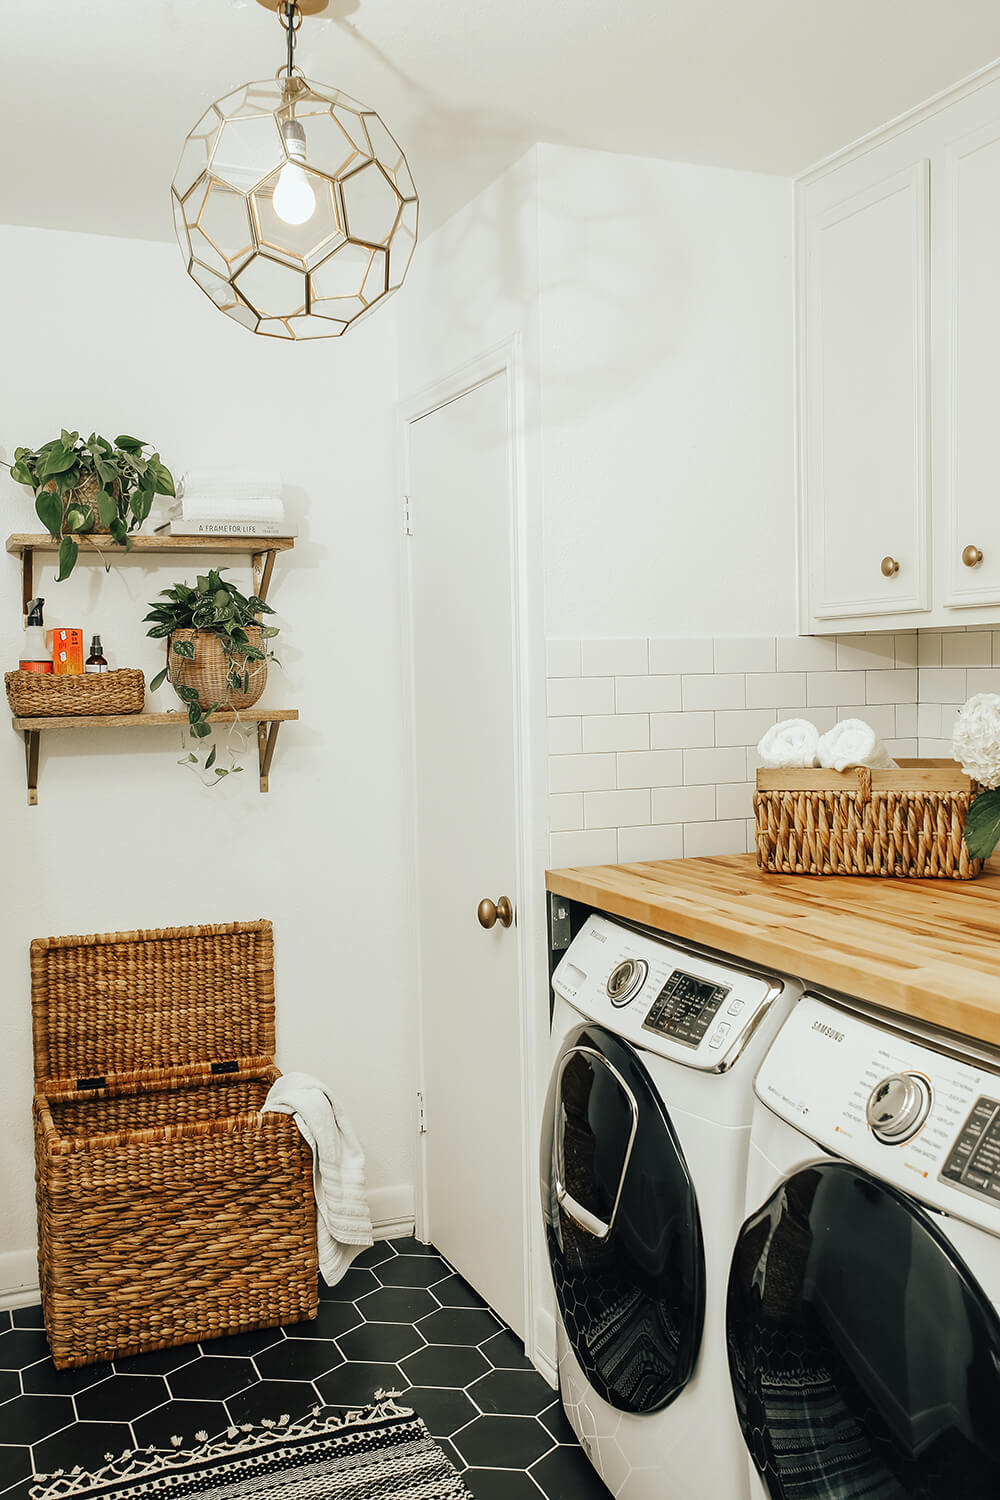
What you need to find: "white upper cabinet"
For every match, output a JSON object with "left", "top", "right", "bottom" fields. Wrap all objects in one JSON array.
[{"left": 798, "top": 67, "right": 1000, "bottom": 633}]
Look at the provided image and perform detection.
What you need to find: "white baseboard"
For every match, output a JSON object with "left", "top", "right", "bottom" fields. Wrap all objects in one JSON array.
[
  {"left": 0, "top": 1184, "right": 417, "bottom": 1313},
  {"left": 530, "top": 1305, "right": 558, "bottom": 1388}
]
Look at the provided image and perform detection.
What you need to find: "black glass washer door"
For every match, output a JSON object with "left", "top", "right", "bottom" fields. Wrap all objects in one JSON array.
[
  {"left": 541, "top": 1023, "right": 705, "bottom": 1416},
  {"left": 726, "top": 1161, "right": 1000, "bottom": 1500}
]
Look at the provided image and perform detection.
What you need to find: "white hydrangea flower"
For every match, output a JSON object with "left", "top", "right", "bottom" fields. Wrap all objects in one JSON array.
[{"left": 952, "top": 693, "right": 1000, "bottom": 787}]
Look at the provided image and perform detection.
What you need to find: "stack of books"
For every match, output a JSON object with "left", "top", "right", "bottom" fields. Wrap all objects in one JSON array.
[{"left": 155, "top": 470, "right": 295, "bottom": 538}]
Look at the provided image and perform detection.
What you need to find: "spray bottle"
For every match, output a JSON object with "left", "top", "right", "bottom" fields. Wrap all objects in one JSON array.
[{"left": 20, "top": 598, "right": 53, "bottom": 674}]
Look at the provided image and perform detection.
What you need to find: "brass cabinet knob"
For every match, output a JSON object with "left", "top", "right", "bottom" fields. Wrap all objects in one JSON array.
[
  {"left": 962, "top": 544, "right": 984, "bottom": 568},
  {"left": 880, "top": 556, "right": 900, "bottom": 578},
  {"left": 477, "top": 896, "right": 513, "bottom": 929}
]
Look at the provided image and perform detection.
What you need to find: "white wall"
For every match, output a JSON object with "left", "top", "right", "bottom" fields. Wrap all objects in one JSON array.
[
  {"left": 0, "top": 224, "right": 412, "bottom": 1298},
  {"left": 537, "top": 144, "right": 795, "bottom": 638}
]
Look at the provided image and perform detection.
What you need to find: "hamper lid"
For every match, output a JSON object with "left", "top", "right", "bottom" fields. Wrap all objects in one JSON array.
[{"left": 30, "top": 919, "right": 276, "bottom": 1084}]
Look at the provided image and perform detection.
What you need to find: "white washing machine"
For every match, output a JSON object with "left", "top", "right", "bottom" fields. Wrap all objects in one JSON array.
[
  {"left": 540, "top": 913, "right": 803, "bottom": 1500},
  {"left": 726, "top": 993, "right": 1000, "bottom": 1500}
]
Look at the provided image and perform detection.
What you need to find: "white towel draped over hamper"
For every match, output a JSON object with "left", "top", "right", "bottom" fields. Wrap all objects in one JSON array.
[{"left": 261, "top": 1072, "right": 374, "bottom": 1285}]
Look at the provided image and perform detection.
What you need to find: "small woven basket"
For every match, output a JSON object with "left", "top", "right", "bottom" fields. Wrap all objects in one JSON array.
[
  {"left": 754, "top": 759, "right": 983, "bottom": 879},
  {"left": 167, "top": 628, "right": 267, "bottom": 711},
  {"left": 5, "top": 668, "right": 145, "bottom": 717},
  {"left": 32, "top": 919, "right": 318, "bottom": 1368}
]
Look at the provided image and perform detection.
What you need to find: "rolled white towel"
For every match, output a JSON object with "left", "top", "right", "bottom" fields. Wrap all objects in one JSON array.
[
  {"left": 817, "top": 718, "right": 897, "bottom": 773},
  {"left": 757, "top": 718, "right": 820, "bottom": 769}
]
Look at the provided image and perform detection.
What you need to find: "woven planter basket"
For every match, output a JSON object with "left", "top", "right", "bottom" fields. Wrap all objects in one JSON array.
[
  {"left": 5, "top": 668, "right": 145, "bottom": 717},
  {"left": 32, "top": 919, "right": 318, "bottom": 1369},
  {"left": 167, "top": 627, "right": 267, "bottom": 711},
  {"left": 754, "top": 759, "right": 984, "bottom": 880}
]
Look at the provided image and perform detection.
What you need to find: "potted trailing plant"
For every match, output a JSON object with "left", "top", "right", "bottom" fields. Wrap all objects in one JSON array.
[
  {"left": 5, "top": 431, "right": 175, "bottom": 580},
  {"left": 146, "top": 570, "right": 279, "bottom": 783}
]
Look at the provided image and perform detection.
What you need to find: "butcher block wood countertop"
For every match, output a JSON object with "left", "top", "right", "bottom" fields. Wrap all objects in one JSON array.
[{"left": 546, "top": 853, "right": 1000, "bottom": 1049}]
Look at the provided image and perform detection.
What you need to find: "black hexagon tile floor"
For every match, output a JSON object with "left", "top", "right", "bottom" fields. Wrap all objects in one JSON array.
[{"left": 0, "top": 1238, "right": 609, "bottom": 1499}]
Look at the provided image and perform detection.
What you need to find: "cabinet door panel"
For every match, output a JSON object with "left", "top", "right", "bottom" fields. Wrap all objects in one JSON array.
[
  {"left": 803, "top": 161, "right": 930, "bottom": 620},
  {"left": 942, "top": 120, "right": 1000, "bottom": 609}
]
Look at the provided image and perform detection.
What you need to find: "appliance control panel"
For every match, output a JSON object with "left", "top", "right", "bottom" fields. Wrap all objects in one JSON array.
[
  {"left": 756, "top": 994, "right": 1000, "bottom": 1236},
  {"left": 551, "top": 914, "right": 783, "bottom": 1072}
]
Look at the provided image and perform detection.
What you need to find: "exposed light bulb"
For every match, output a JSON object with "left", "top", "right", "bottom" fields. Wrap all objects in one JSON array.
[{"left": 274, "top": 118, "right": 315, "bottom": 226}]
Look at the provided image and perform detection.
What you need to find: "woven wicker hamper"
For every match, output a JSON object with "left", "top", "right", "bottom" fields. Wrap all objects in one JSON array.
[
  {"left": 31, "top": 919, "right": 319, "bottom": 1369},
  {"left": 754, "top": 758, "right": 984, "bottom": 879}
]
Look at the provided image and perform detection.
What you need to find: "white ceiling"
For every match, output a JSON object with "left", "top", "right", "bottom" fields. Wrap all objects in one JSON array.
[{"left": 3, "top": 0, "right": 1000, "bottom": 244}]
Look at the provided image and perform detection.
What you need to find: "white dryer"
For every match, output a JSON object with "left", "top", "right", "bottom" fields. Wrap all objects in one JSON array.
[
  {"left": 540, "top": 913, "right": 803, "bottom": 1500},
  {"left": 726, "top": 993, "right": 1000, "bottom": 1500}
]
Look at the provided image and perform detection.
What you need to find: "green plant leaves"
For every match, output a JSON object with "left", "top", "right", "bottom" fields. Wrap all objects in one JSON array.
[
  {"left": 35, "top": 489, "right": 62, "bottom": 538},
  {"left": 114, "top": 434, "right": 144, "bottom": 451},
  {"left": 96, "top": 488, "right": 117, "bottom": 528},
  {"left": 56, "top": 536, "right": 78, "bottom": 581},
  {"left": 149, "top": 667, "right": 168, "bottom": 693},
  {"left": 171, "top": 639, "right": 196, "bottom": 660},
  {"left": 964, "top": 790, "right": 1000, "bottom": 859}
]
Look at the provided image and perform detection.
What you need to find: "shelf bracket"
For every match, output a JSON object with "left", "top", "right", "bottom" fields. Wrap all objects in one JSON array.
[
  {"left": 21, "top": 546, "right": 34, "bottom": 622},
  {"left": 257, "top": 720, "right": 281, "bottom": 793},
  {"left": 252, "top": 549, "right": 277, "bottom": 604},
  {"left": 24, "top": 729, "right": 39, "bottom": 805}
]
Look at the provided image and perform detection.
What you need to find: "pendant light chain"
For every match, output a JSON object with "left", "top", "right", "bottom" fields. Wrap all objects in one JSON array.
[{"left": 279, "top": 2, "right": 303, "bottom": 79}]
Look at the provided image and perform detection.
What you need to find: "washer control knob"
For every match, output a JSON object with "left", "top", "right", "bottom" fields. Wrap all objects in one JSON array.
[
  {"left": 606, "top": 957, "right": 648, "bottom": 1007},
  {"left": 866, "top": 1072, "right": 932, "bottom": 1144}
]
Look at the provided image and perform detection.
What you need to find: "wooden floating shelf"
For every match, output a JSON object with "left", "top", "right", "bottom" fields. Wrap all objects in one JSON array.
[
  {"left": 6, "top": 534, "right": 295, "bottom": 613},
  {"left": 12, "top": 710, "right": 299, "bottom": 803}
]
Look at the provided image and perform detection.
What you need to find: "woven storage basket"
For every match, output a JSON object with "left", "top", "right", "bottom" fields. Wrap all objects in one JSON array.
[
  {"left": 32, "top": 919, "right": 318, "bottom": 1369},
  {"left": 167, "top": 628, "right": 267, "bottom": 711},
  {"left": 754, "top": 758, "right": 984, "bottom": 879},
  {"left": 5, "top": 668, "right": 144, "bottom": 718}
]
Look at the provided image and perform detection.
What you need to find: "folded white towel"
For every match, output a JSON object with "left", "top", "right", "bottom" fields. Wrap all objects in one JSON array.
[
  {"left": 261, "top": 1071, "right": 374, "bottom": 1286},
  {"left": 757, "top": 718, "right": 820, "bottom": 769},
  {"left": 817, "top": 718, "right": 898, "bottom": 773}
]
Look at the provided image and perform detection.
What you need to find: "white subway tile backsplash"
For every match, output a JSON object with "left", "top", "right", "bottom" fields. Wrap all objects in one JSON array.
[
  {"left": 549, "top": 793, "right": 584, "bottom": 832},
  {"left": 683, "top": 820, "right": 747, "bottom": 857},
  {"left": 648, "top": 637, "right": 714, "bottom": 674},
  {"left": 651, "top": 784, "right": 717, "bottom": 823},
  {"left": 548, "top": 632, "right": 971, "bottom": 865},
  {"left": 617, "top": 824, "right": 684, "bottom": 862},
  {"left": 941, "top": 632, "right": 991, "bottom": 667},
  {"left": 650, "top": 711, "right": 716, "bottom": 749},
  {"left": 583, "top": 714, "right": 650, "bottom": 752},
  {"left": 615, "top": 675, "right": 682, "bottom": 713},
  {"left": 713, "top": 637, "right": 776, "bottom": 674},
  {"left": 716, "top": 781, "right": 754, "bottom": 820},
  {"left": 747, "top": 673, "right": 806, "bottom": 709},
  {"left": 917, "top": 668, "right": 967, "bottom": 704},
  {"left": 865, "top": 668, "right": 917, "bottom": 704},
  {"left": 584, "top": 789, "right": 651, "bottom": 829},
  {"left": 682, "top": 674, "right": 746, "bottom": 711},
  {"left": 547, "top": 716, "right": 582, "bottom": 754},
  {"left": 547, "top": 676, "right": 615, "bottom": 716},
  {"left": 836, "top": 635, "right": 897, "bottom": 671},
  {"left": 777, "top": 637, "right": 838, "bottom": 672},
  {"left": 714, "top": 708, "right": 777, "bottom": 746},
  {"left": 807, "top": 671, "right": 866, "bottom": 707},
  {"left": 551, "top": 828, "right": 618, "bottom": 866},
  {"left": 549, "top": 753, "right": 617, "bottom": 794},
  {"left": 581, "top": 638, "right": 648, "bottom": 676},
  {"left": 617, "top": 750, "right": 684, "bottom": 789},
  {"left": 546, "top": 639, "right": 581, "bottom": 677},
  {"left": 683, "top": 747, "right": 748, "bottom": 784}
]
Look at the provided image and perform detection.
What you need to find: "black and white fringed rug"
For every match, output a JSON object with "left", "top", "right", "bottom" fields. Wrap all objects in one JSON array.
[{"left": 29, "top": 1398, "right": 473, "bottom": 1500}]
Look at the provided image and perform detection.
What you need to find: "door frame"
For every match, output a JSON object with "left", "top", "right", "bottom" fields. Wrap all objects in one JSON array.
[{"left": 397, "top": 335, "right": 553, "bottom": 1377}]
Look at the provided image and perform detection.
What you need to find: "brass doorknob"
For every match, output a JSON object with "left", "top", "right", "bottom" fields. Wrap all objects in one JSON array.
[
  {"left": 963, "top": 544, "right": 984, "bottom": 568},
  {"left": 477, "top": 896, "right": 513, "bottom": 929},
  {"left": 880, "top": 556, "right": 900, "bottom": 577}
]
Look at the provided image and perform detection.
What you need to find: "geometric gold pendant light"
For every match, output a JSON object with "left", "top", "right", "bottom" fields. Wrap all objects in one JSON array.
[{"left": 171, "top": 0, "right": 418, "bottom": 339}]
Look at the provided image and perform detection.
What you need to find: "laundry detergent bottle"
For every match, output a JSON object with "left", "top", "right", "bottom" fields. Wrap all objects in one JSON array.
[{"left": 20, "top": 598, "right": 53, "bottom": 673}]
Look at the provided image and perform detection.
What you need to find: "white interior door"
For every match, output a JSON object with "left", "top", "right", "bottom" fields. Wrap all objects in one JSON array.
[{"left": 405, "top": 370, "right": 526, "bottom": 1338}]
